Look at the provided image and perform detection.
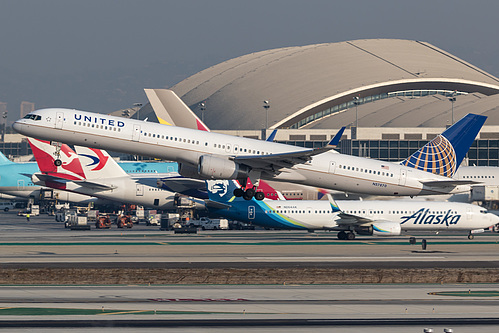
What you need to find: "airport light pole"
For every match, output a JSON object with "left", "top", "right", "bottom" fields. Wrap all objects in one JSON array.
[
  {"left": 353, "top": 96, "right": 360, "bottom": 140},
  {"left": 263, "top": 100, "right": 270, "bottom": 129},
  {"left": 199, "top": 102, "right": 206, "bottom": 123},
  {"left": 449, "top": 91, "right": 457, "bottom": 125}
]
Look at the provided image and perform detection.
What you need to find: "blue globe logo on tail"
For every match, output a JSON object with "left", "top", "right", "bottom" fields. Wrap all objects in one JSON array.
[{"left": 401, "top": 135, "right": 457, "bottom": 177}]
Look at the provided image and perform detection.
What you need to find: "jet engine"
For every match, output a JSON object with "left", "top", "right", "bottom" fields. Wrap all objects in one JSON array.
[
  {"left": 198, "top": 155, "right": 250, "bottom": 180},
  {"left": 355, "top": 221, "right": 401, "bottom": 236},
  {"left": 178, "top": 163, "right": 200, "bottom": 179}
]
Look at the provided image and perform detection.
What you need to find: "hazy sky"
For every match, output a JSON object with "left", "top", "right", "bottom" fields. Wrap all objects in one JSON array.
[{"left": 1, "top": 0, "right": 498, "bottom": 123}]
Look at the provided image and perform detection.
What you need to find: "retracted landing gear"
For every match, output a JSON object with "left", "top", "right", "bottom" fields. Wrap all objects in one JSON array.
[{"left": 337, "top": 231, "right": 356, "bottom": 240}]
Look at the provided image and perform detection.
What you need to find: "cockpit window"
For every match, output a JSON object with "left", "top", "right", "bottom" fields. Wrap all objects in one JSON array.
[{"left": 23, "top": 114, "right": 41, "bottom": 121}]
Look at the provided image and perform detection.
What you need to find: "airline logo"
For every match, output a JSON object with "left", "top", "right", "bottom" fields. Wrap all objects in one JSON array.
[
  {"left": 74, "top": 114, "right": 125, "bottom": 127},
  {"left": 400, "top": 208, "right": 461, "bottom": 226},
  {"left": 401, "top": 135, "right": 457, "bottom": 177},
  {"left": 78, "top": 148, "right": 109, "bottom": 171},
  {"left": 207, "top": 180, "right": 229, "bottom": 197},
  {"left": 28, "top": 139, "right": 85, "bottom": 180}
]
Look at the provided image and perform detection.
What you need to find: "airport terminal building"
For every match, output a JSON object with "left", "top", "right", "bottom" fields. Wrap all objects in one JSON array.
[
  {"left": 138, "top": 39, "right": 499, "bottom": 166},
  {"left": 5, "top": 39, "right": 499, "bottom": 166}
]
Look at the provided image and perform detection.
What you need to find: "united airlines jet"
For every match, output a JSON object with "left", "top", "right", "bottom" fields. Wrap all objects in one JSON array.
[
  {"left": 13, "top": 109, "right": 485, "bottom": 199},
  {"left": 206, "top": 180, "right": 499, "bottom": 240}
]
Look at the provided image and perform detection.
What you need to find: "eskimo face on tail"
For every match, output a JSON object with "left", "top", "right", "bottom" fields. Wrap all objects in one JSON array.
[
  {"left": 207, "top": 180, "right": 229, "bottom": 197},
  {"left": 401, "top": 135, "right": 457, "bottom": 177},
  {"left": 206, "top": 180, "right": 240, "bottom": 202}
]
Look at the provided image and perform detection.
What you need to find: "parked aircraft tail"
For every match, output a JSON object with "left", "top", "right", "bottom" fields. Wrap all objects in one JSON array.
[
  {"left": 144, "top": 89, "right": 210, "bottom": 131},
  {"left": 206, "top": 179, "right": 241, "bottom": 203},
  {"left": 0, "top": 152, "right": 13, "bottom": 165},
  {"left": 400, "top": 113, "right": 486, "bottom": 177},
  {"left": 27, "top": 139, "right": 85, "bottom": 180},
  {"left": 74, "top": 146, "right": 127, "bottom": 179}
]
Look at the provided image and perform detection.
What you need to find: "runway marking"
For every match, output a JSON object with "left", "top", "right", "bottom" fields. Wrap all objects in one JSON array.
[
  {"left": 99, "top": 310, "right": 151, "bottom": 315},
  {"left": 246, "top": 256, "right": 448, "bottom": 261}
]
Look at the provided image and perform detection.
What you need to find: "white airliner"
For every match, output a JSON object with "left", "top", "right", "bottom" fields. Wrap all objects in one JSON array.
[
  {"left": 206, "top": 180, "right": 499, "bottom": 240},
  {"left": 13, "top": 108, "right": 485, "bottom": 199},
  {"left": 27, "top": 139, "right": 202, "bottom": 210}
]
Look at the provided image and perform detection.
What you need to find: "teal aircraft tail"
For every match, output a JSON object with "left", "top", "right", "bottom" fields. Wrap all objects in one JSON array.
[{"left": 0, "top": 152, "right": 13, "bottom": 165}]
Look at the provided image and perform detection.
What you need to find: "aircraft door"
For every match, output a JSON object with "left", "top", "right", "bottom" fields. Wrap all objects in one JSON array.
[
  {"left": 328, "top": 161, "right": 336, "bottom": 174},
  {"left": 467, "top": 207, "right": 472, "bottom": 220},
  {"left": 132, "top": 125, "right": 141, "bottom": 142},
  {"left": 248, "top": 206, "right": 255, "bottom": 220},
  {"left": 136, "top": 184, "right": 144, "bottom": 196},
  {"left": 398, "top": 169, "right": 407, "bottom": 186},
  {"left": 17, "top": 180, "right": 25, "bottom": 190},
  {"left": 55, "top": 112, "right": 64, "bottom": 129}
]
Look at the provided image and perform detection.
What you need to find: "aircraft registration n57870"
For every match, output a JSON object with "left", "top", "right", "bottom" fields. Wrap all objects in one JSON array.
[{"left": 13, "top": 108, "right": 486, "bottom": 198}]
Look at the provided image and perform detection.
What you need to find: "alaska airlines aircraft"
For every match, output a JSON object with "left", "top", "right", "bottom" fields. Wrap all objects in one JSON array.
[
  {"left": 206, "top": 180, "right": 499, "bottom": 240},
  {"left": 13, "top": 109, "right": 485, "bottom": 199},
  {"left": 28, "top": 139, "right": 204, "bottom": 209}
]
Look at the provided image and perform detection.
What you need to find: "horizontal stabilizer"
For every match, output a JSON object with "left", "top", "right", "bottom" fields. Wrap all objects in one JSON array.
[
  {"left": 205, "top": 200, "right": 232, "bottom": 209},
  {"left": 419, "top": 179, "right": 481, "bottom": 187},
  {"left": 72, "top": 179, "right": 116, "bottom": 190}
]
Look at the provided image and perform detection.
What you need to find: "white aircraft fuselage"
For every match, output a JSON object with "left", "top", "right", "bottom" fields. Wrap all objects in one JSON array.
[{"left": 13, "top": 108, "right": 471, "bottom": 197}]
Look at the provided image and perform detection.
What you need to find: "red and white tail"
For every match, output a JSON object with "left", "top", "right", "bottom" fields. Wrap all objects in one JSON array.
[
  {"left": 27, "top": 139, "right": 85, "bottom": 180},
  {"left": 74, "top": 146, "right": 127, "bottom": 180}
]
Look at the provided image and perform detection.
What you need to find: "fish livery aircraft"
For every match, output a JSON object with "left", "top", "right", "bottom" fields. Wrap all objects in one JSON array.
[{"left": 13, "top": 108, "right": 485, "bottom": 199}]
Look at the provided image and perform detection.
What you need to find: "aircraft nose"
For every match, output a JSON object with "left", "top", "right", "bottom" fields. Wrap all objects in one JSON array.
[
  {"left": 12, "top": 121, "right": 22, "bottom": 133},
  {"left": 491, "top": 212, "right": 499, "bottom": 225}
]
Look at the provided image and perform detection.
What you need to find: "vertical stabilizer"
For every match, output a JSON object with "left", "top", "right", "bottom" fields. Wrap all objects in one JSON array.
[
  {"left": 144, "top": 89, "right": 210, "bottom": 131},
  {"left": 206, "top": 180, "right": 241, "bottom": 203},
  {"left": 27, "top": 139, "right": 85, "bottom": 180},
  {"left": 401, "top": 113, "right": 486, "bottom": 177},
  {"left": 74, "top": 146, "right": 127, "bottom": 180},
  {"left": 0, "top": 152, "right": 13, "bottom": 165}
]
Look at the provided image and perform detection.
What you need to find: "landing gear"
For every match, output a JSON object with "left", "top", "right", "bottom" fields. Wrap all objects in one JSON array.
[
  {"left": 337, "top": 231, "right": 356, "bottom": 240},
  {"left": 468, "top": 233, "right": 474, "bottom": 240},
  {"left": 254, "top": 191, "right": 265, "bottom": 200},
  {"left": 52, "top": 141, "right": 62, "bottom": 166},
  {"left": 233, "top": 186, "right": 264, "bottom": 201}
]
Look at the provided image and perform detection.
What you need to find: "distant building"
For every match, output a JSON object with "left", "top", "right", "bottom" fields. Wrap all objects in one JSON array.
[{"left": 20, "top": 101, "right": 35, "bottom": 119}]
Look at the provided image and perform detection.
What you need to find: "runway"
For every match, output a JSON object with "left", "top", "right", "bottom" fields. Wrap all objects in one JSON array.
[{"left": 1, "top": 211, "right": 499, "bottom": 331}]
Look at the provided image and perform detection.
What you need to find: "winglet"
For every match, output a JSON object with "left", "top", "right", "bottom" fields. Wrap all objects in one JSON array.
[
  {"left": 326, "top": 193, "right": 341, "bottom": 213},
  {"left": 328, "top": 126, "right": 346, "bottom": 147},
  {"left": 266, "top": 129, "right": 278, "bottom": 142}
]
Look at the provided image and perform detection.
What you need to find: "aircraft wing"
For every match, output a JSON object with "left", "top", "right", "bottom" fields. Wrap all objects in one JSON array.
[
  {"left": 334, "top": 212, "right": 377, "bottom": 226},
  {"left": 157, "top": 177, "right": 206, "bottom": 193},
  {"left": 233, "top": 127, "right": 345, "bottom": 171},
  {"left": 419, "top": 179, "right": 481, "bottom": 187}
]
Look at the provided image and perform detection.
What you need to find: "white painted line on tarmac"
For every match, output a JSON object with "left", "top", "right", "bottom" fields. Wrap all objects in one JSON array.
[{"left": 246, "top": 256, "right": 449, "bottom": 261}]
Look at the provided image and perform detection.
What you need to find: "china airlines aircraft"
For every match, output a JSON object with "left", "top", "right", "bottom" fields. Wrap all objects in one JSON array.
[
  {"left": 206, "top": 179, "right": 499, "bottom": 240},
  {"left": 13, "top": 108, "right": 485, "bottom": 199},
  {"left": 28, "top": 139, "right": 204, "bottom": 209}
]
